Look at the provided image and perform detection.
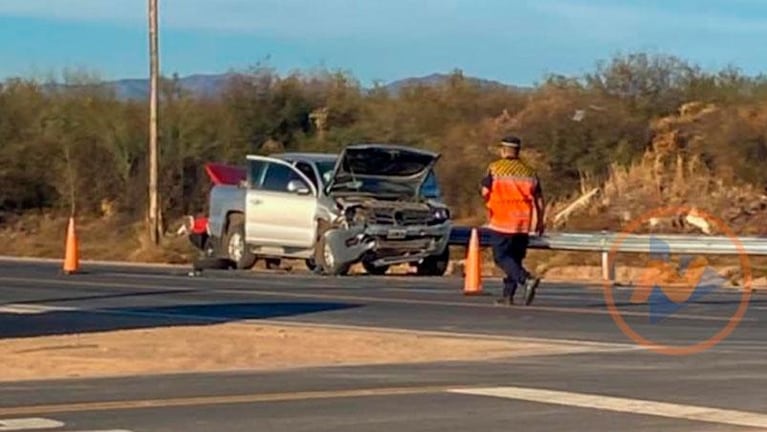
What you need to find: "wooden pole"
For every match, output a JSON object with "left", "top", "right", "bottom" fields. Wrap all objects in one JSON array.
[
  {"left": 148, "top": 0, "right": 160, "bottom": 244},
  {"left": 63, "top": 142, "right": 77, "bottom": 218}
]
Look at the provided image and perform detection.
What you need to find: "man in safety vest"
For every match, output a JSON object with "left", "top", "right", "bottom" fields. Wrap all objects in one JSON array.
[{"left": 480, "top": 135, "right": 545, "bottom": 306}]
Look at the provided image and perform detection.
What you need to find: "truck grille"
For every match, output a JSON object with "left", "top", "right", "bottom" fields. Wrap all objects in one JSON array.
[{"left": 369, "top": 208, "right": 431, "bottom": 226}]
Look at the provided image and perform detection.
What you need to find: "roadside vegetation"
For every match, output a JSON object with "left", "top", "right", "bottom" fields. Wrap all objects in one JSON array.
[{"left": 2, "top": 52, "right": 767, "bottom": 274}]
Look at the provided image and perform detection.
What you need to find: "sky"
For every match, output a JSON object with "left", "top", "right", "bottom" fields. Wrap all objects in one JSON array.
[{"left": 1, "top": 0, "right": 766, "bottom": 86}]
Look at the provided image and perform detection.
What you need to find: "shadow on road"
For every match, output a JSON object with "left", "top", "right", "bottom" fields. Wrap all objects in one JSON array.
[
  {"left": 0, "top": 289, "right": 198, "bottom": 307},
  {"left": 0, "top": 301, "right": 362, "bottom": 339}
]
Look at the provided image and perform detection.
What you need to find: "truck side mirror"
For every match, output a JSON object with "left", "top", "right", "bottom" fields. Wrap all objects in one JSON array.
[{"left": 287, "top": 180, "right": 311, "bottom": 195}]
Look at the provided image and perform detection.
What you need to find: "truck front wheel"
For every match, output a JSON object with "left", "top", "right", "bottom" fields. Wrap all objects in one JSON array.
[
  {"left": 314, "top": 222, "right": 351, "bottom": 276},
  {"left": 225, "top": 216, "right": 257, "bottom": 270},
  {"left": 362, "top": 260, "right": 389, "bottom": 275},
  {"left": 416, "top": 246, "right": 450, "bottom": 276}
]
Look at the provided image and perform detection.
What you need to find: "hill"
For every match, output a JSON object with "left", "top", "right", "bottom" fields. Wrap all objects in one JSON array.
[
  {"left": 102, "top": 72, "right": 528, "bottom": 100},
  {"left": 107, "top": 73, "right": 237, "bottom": 100},
  {"left": 381, "top": 73, "right": 530, "bottom": 95}
]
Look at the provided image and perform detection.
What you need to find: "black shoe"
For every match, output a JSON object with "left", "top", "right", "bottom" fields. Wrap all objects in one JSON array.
[
  {"left": 523, "top": 277, "right": 540, "bottom": 306},
  {"left": 494, "top": 297, "right": 513, "bottom": 306}
]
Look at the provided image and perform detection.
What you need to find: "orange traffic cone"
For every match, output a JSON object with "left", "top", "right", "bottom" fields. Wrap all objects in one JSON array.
[
  {"left": 463, "top": 228, "right": 483, "bottom": 295},
  {"left": 62, "top": 217, "right": 80, "bottom": 275}
]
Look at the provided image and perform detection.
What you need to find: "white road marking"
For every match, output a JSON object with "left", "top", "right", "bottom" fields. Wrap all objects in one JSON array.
[
  {"left": 0, "top": 305, "right": 76, "bottom": 315},
  {"left": 0, "top": 306, "right": 43, "bottom": 315},
  {"left": 0, "top": 418, "right": 64, "bottom": 430},
  {"left": 448, "top": 386, "right": 767, "bottom": 429},
  {"left": 0, "top": 418, "right": 132, "bottom": 432}
]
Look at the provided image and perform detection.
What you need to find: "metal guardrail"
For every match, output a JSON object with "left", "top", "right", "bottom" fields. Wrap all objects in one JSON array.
[
  {"left": 449, "top": 226, "right": 767, "bottom": 281},
  {"left": 449, "top": 226, "right": 767, "bottom": 255}
]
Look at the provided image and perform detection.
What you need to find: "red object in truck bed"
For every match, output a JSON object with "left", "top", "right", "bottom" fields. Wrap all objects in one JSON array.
[{"left": 204, "top": 163, "right": 246, "bottom": 186}]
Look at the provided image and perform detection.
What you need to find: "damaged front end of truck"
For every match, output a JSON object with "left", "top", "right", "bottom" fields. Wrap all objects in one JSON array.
[{"left": 316, "top": 144, "right": 452, "bottom": 276}]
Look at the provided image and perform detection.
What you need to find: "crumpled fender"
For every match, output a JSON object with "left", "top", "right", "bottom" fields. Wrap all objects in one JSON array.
[{"left": 323, "top": 225, "right": 372, "bottom": 266}]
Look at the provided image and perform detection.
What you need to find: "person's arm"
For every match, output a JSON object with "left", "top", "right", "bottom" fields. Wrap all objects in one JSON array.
[
  {"left": 480, "top": 171, "right": 492, "bottom": 201},
  {"left": 533, "top": 178, "right": 545, "bottom": 236}
]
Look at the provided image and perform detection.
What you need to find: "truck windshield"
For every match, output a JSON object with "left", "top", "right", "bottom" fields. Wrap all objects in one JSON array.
[
  {"left": 421, "top": 170, "right": 441, "bottom": 199},
  {"left": 316, "top": 161, "right": 337, "bottom": 186}
]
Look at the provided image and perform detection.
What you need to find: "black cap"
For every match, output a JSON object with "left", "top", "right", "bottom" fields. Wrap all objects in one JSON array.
[{"left": 500, "top": 135, "right": 521, "bottom": 148}]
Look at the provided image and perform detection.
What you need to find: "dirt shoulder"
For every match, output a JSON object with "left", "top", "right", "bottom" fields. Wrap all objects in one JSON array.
[{"left": 0, "top": 322, "right": 595, "bottom": 383}]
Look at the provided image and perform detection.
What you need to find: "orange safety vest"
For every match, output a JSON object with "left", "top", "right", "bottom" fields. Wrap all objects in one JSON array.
[{"left": 484, "top": 158, "right": 538, "bottom": 234}]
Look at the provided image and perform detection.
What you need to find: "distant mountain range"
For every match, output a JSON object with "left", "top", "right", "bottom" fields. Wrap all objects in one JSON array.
[
  {"left": 93, "top": 72, "right": 530, "bottom": 100},
  {"left": 378, "top": 73, "right": 527, "bottom": 95},
  {"left": 106, "top": 73, "right": 236, "bottom": 100}
]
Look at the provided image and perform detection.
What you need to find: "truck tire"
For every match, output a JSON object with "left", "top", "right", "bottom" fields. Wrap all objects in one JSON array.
[
  {"left": 192, "top": 256, "right": 235, "bottom": 271},
  {"left": 362, "top": 260, "right": 389, "bottom": 275},
  {"left": 305, "top": 257, "right": 320, "bottom": 273},
  {"left": 265, "top": 258, "right": 282, "bottom": 270},
  {"left": 416, "top": 246, "right": 450, "bottom": 276},
  {"left": 225, "top": 216, "right": 257, "bottom": 270},
  {"left": 314, "top": 221, "right": 350, "bottom": 276}
]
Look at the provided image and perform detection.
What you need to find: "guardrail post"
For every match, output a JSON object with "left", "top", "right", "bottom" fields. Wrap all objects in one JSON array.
[
  {"left": 600, "top": 230, "right": 615, "bottom": 284},
  {"left": 601, "top": 251, "right": 615, "bottom": 283}
]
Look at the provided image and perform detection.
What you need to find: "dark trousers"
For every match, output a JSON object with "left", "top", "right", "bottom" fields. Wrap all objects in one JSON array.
[
  {"left": 490, "top": 230, "right": 530, "bottom": 298},
  {"left": 189, "top": 233, "right": 207, "bottom": 250}
]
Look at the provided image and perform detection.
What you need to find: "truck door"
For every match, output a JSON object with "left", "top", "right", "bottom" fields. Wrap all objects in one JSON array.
[{"left": 245, "top": 156, "right": 318, "bottom": 248}]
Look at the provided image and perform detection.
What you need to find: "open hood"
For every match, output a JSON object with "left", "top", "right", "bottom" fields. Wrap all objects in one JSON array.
[{"left": 325, "top": 144, "right": 440, "bottom": 198}]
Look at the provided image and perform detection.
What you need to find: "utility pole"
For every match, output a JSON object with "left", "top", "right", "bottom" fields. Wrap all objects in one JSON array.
[{"left": 148, "top": 0, "right": 161, "bottom": 244}]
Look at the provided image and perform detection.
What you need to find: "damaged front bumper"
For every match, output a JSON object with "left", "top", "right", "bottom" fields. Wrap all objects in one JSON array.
[{"left": 323, "top": 223, "right": 451, "bottom": 267}]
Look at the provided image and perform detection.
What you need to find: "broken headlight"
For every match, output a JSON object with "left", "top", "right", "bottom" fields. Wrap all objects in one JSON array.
[
  {"left": 344, "top": 207, "right": 356, "bottom": 221},
  {"left": 343, "top": 206, "right": 367, "bottom": 225},
  {"left": 432, "top": 208, "right": 450, "bottom": 222}
]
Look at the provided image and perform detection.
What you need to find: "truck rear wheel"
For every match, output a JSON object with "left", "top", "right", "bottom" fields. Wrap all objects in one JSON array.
[
  {"left": 225, "top": 216, "right": 257, "bottom": 270},
  {"left": 305, "top": 258, "right": 320, "bottom": 273}
]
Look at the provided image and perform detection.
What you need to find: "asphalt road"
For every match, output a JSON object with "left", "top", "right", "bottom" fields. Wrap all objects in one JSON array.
[{"left": 0, "top": 258, "right": 765, "bottom": 432}]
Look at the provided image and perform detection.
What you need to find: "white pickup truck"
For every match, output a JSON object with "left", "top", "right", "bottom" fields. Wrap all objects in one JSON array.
[{"left": 203, "top": 144, "right": 453, "bottom": 276}]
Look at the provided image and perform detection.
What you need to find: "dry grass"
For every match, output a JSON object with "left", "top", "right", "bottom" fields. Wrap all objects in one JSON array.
[
  {"left": 0, "top": 212, "right": 197, "bottom": 264},
  {"left": 551, "top": 102, "right": 767, "bottom": 235}
]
